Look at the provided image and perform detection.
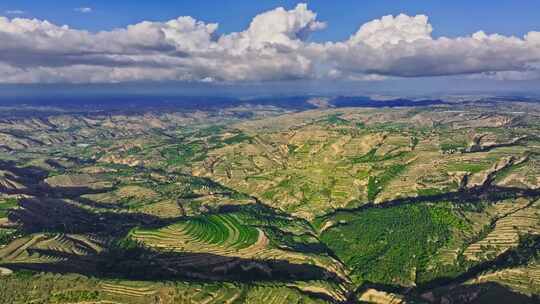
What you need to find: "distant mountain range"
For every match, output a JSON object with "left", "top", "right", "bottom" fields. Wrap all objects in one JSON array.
[{"left": 0, "top": 94, "right": 536, "bottom": 116}]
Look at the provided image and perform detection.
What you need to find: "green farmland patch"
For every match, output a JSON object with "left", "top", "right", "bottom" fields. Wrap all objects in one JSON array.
[{"left": 0, "top": 198, "right": 18, "bottom": 217}]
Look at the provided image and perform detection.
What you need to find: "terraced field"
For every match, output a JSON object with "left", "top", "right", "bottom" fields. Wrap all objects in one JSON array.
[
  {"left": 0, "top": 233, "right": 103, "bottom": 264},
  {"left": 100, "top": 283, "right": 158, "bottom": 298},
  {"left": 357, "top": 289, "right": 406, "bottom": 304},
  {"left": 244, "top": 285, "right": 328, "bottom": 304},
  {"left": 131, "top": 213, "right": 260, "bottom": 253},
  {"left": 0, "top": 234, "right": 63, "bottom": 263},
  {"left": 472, "top": 262, "right": 540, "bottom": 295},
  {"left": 464, "top": 199, "right": 540, "bottom": 261},
  {"left": 130, "top": 212, "right": 348, "bottom": 282}
]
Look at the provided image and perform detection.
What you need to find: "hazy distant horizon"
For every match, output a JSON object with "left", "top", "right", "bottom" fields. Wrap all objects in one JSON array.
[{"left": 2, "top": 77, "right": 540, "bottom": 101}]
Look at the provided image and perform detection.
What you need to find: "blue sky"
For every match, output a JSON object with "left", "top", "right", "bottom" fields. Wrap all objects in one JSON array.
[
  {"left": 3, "top": 1, "right": 540, "bottom": 40},
  {"left": 1, "top": 1, "right": 540, "bottom": 95}
]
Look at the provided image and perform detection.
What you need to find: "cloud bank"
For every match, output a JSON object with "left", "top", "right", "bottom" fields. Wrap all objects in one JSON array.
[{"left": 0, "top": 3, "right": 539, "bottom": 83}]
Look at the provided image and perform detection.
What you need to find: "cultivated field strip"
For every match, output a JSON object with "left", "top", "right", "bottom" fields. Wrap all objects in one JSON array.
[
  {"left": 358, "top": 288, "right": 406, "bottom": 304},
  {"left": 137, "top": 200, "right": 183, "bottom": 218},
  {"left": 130, "top": 214, "right": 260, "bottom": 253},
  {"left": 0, "top": 234, "right": 54, "bottom": 262},
  {"left": 100, "top": 283, "right": 157, "bottom": 297},
  {"left": 464, "top": 200, "right": 540, "bottom": 261},
  {"left": 289, "top": 280, "right": 350, "bottom": 303},
  {"left": 244, "top": 286, "right": 327, "bottom": 304},
  {"left": 99, "top": 284, "right": 244, "bottom": 304},
  {"left": 0, "top": 233, "right": 102, "bottom": 263},
  {"left": 62, "top": 301, "right": 124, "bottom": 304},
  {"left": 32, "top": 234, "right": 101, "bottom": 256},
  {"left": 189, "top": 288, "right": 241, "bottom": 304},
  {"left": 473, "top": 263, "right": 540, "bottom": 294},
  {"left": 130, "top": 214, "right": 348, "bottom": 279}
]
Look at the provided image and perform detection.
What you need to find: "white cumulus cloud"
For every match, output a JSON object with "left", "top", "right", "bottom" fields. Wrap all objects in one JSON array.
[
  {"left": 348, "top": 14, "right": 432, "bottom": 47},
  {"left": 0, "top": 3, "right": 539, "bottom": 83}
]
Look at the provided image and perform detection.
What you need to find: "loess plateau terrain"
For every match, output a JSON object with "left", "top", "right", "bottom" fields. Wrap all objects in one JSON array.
[{"left": 0, "top": 96, "right": 539, "bottom": 304}]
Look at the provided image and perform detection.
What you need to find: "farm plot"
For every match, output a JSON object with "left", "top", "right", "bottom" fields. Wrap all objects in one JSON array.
[
  {"left": 472, "top": 262, "right": 540, "bottom": 295},
  {"left": 101, "top": 282, "right": 157, "bottom": 298},
  {"left": 0, "top": 233, "right": 103, "bottom": 264},
  {"left": 136, "top": 200, "right": 184, "bottom": 218},
  {"left": 185, "top": 287, "right": 242, "bottom": 304},
  {"left": 87, "top": 279, "right": 243, "bottom": 304},
  {"left": 130, "top": 213, "right": 348, "bottom": 279},
  {"left": 464, "top": 200, "right": 540, "bottom": 261},
  {"left": 130, "top": 213, "right": 259, "bottom": 253},
  {"left": 244, "top": 285, "right": 327, "bottom": 304},
  {"left": 0, "top": 234, "right": 62, "bottom": 263}
]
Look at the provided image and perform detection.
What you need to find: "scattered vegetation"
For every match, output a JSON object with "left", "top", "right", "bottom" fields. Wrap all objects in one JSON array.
[{"left": 0, "top": 198, "right": 18, "bottom": 217}]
